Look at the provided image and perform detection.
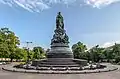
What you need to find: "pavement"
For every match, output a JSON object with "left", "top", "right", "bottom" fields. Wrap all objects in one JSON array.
[{"left": 0, "top": 63, "right": 120, "bottom": 79}]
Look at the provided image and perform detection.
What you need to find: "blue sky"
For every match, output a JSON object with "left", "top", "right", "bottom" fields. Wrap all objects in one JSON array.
[{"left": 0, "top": 0, "right": 120, "bottom": 49}]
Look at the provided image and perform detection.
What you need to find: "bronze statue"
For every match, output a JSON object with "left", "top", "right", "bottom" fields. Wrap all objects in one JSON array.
[
  {"left": 51, "top": 12, "right": 69, "bottom": 44},
  {"left": 56, "top": 12, "right": 64, "bottom": 29}
]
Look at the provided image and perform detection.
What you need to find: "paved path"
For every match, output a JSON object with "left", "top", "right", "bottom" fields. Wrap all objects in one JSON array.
[{"left": 0, "top": 63, "right": 120, "bottom": 79}]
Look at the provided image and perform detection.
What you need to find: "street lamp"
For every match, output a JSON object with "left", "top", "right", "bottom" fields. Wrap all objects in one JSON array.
[{"left": 25, "top": 42, "right": 32, "bottom": 64}]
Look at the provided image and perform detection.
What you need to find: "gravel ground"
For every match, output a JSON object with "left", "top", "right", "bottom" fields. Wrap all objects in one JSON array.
[{"left": 0, "top": 63, "right": 120, "bottom": 79}]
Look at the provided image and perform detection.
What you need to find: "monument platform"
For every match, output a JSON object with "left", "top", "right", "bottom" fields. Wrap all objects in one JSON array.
[
  {"left": 32, "top": 58, "right": 87, "bottom": 67},
  {"left": 2, "top": 63, "right": 118, "bottom": 74}
]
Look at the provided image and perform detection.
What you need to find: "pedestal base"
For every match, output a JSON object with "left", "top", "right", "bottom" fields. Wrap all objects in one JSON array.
[
  {"left": 32, "top": 43, "right": 87, "bottom": 67},
  {"left": 47, "top": 43, "right": 73, "bottom": 58}
]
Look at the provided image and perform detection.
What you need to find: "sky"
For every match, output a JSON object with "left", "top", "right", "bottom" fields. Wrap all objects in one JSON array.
[{"left": 0, "top": 0, "right": 120, "bottom": 49}]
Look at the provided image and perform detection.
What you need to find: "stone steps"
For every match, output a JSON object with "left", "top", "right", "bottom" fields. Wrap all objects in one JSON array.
[
  {"left": 38, "top": 58, "right": 78, "bottom": 66},
  {"left": 39, "top": 61, "right": 77, "bottom": 65},
  {"left": 38, "top": 64, "right": 80, "bottom": 67},
  {"left": 32, "top": 59, "right": 87, "bottom": 67}
]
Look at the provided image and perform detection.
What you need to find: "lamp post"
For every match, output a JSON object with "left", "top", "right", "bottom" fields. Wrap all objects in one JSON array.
[{"left": 26, "top": 42, "right": 32, "bottom": 64}]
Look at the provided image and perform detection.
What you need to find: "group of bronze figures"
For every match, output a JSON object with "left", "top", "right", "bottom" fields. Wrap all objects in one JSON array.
[{"left": 51, "top": 12, "right": 69, "bottom": 44}]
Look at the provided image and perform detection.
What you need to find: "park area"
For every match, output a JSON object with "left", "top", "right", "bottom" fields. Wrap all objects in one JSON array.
[{"left": 1, "top": 0, "right": 120, "bottom": 78}]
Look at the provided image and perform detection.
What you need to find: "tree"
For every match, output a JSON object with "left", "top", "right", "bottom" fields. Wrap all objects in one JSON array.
[
  {"left": 104, "top": 49, "right": 113, "bottom": 62},
  {"left": 14, "top": 48, "right": 25, "bottom": 61},
  {"left": 83, "top": 51, "right": 91, "bottom": 62},
  {"left": 0, "top": 28, "right": 10, "bottom": 59},
  {"left": 104, "top": 43, "right": 120, "bottom": 62},
  {"left": 89, "top": 45, "right": 105, "bottom": 62},
  {"left": 72, "top": 42, "right": 87, "bottom": 59},
  {"left": 21, "top": 47, "right": 29, "bottom": 62},
  {"left": 112, "top": 43, "right": 120, "bottom": 56},
  {"left": 32, "top": 47, "right": 46, "bottom": 59},
  {"left": 0, "top": 28, "right": 20, "bottom": 61}
]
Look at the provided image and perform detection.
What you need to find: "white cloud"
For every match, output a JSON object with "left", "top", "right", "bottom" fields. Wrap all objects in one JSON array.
[
  {"left": 101, "top": 41, "right": 120, "bottom": 48},
  {"left": 85, "top": 0, "right": 120, "bottom": 8},
  {"left": 0, "top": 0, "right": 50, "bottom": 12},
  {"left": 0, "top": 0, "right": 120, "bottom": 12}
]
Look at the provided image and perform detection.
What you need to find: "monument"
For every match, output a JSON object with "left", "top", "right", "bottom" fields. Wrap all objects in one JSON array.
[
  {"left": 32, "top": 12, "right": 87, "bottom": 67},
  {"left": 11, "top": 12, "right": 109, "bottom": 73}
]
